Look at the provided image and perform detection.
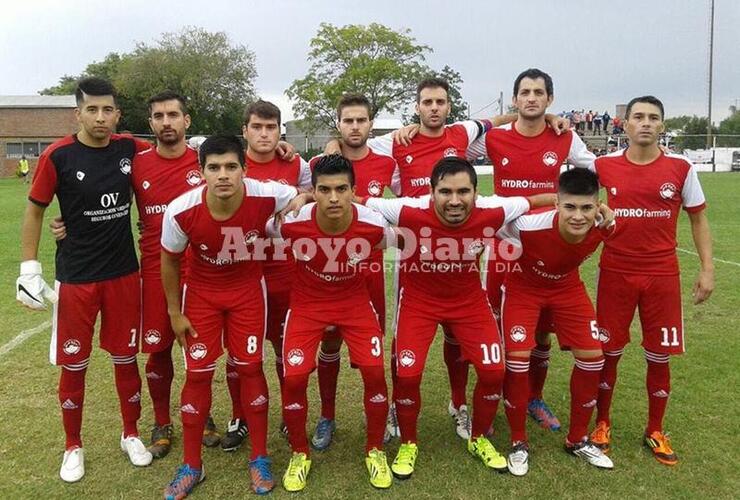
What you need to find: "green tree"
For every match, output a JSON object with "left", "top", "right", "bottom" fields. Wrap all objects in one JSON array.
[
  {"left": 717, "top": 110, "right": 740, "bottom": 147},
  {"left": 667, "top": 116, "right": 717, "bottom": 151},
  {"left": 287, "top": 23, "right": 431, "bottom": 133}
]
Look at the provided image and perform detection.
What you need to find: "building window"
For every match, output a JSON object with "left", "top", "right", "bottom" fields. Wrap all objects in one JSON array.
[
  {"left": 23, "top": 143, "right": 40, "bottom": 157},
  {"left": 5, "top": 141, "right": 47, "bottom": 158},
  {"left": 6, "top": 143, "right": 23, "bottom": 157},
  {"left": 39, "top": 142, "right": 53, "bottom": 154}
]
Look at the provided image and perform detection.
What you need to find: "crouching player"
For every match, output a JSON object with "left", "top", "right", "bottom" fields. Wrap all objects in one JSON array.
[
  {"left": 160, "top": 135, "right": 305, "bottom": 498},
  {"left": 498, "top": 168, "right": 614, "bottom": 475}
]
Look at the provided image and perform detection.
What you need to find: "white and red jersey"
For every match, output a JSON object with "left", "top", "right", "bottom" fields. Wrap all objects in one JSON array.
[
  {"left": 309, "top": 149, "right": 400, "bottom": 197},
  {"left": 368, "top": 121, "right": 487, "bottom": 197},
  {"left": 267, "top": 203, "right": 388, "bottom": 309},
  {"left": 467, "top": 123, "right": 595, "bottom": 196},
  {"left": 596, "top": 150, "right": 706, "bottom": 275},
  {"left": 132, "top": 146, "right": 202, "bottom": 277},
  {"left": 161, "top": 178, "right": 297, "bottom": 291},
  {"left": 496, "top": 209, "right": 613, "bottom": 288},
  {"left": 367, "top": 195, "right": 530, "bottom": 304},
  {"left": 245, "top": 154, "right": 312, "bottom": 190}
]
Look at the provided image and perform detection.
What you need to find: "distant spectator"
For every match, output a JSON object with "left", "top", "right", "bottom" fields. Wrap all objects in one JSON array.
[
  {"left": 612, "top": 116, "right": 623, "bottom": 135},
  {"left": 585, "top": 110, "right": 593, "bottom": 133},
  {"left": 17, "top": 155, "right": 30, "bottom": 184},
  {"left": 572, "top": 110, "right": 583, "bottom": 134},
  {"left": 593, "top": 112, "right": 602, "bottom": 136},
  {"left": 602, "top": 111, "right": 611, "bottom": 132}
]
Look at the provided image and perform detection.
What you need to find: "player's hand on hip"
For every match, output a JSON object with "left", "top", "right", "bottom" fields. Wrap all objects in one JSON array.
[
  {"left": 692, "top": 269, "right": 714, "bottom": 304},
  {"left": 394, "top": 124, "right": 420, "bottom": 146},
  {"left": 49, "top": 216, "right": 67, "bottom": 241},
  {"left": 170, "top": 313, "right": 198, "bottom": 348},
  {"left": 276, "top": 141, "right": 296, "bottom": 161},
  {"left": 16, "top": 260, "right": 58, "bottom": 310}
]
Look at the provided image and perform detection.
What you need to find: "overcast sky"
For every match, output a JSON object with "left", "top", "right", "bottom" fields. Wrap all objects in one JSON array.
[{"left": 2, "top": 0, "right": 738, "bottom": 123}]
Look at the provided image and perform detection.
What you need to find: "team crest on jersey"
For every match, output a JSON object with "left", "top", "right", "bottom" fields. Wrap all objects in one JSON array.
[
  {"left": 405, "top": 155, "right": 413, "bottom": 164},
  {"left": 347, "top": 252, "right": 363, "bottom": 266},
  {"left": 542, "top": 152, "right": 559, "bottom": 167},
  {"left": 244, "top": 230, "right": 259, "bottom": 246},
  {"left": 537, "top": 260, "right": 545, "bottom": 266},
  {"left": 598, "top": 327, "right": 610, "bottom": 343},
  {"left": 510, "top": 325, "right": 526, "bottom": 343},
  {"left": 189, "top": 343, "right": 207, "bottom": 360},
  {"left": 119, "top": 158, "right": 132, "bottom": 175},
  {"left": 286, "top": 349, "right": 304, "bottom": 366},
  {"left": 144, "top": 329, "right": 161, "bottom": 345},
  {"left": 399, "top": 349, "right": 416, "bottom": 367},
  {"left": 186, "top": 170, "right": 202, "bottom": 186},
  {"left": 62, "top": 339, "right": 81, "bottom": 355},
  {"left": 501, "top": 157, "right": 509, "bottom": 166},
  {"left": 610, "top": 187, "right": 617, "bottom": 196},
  {"left": 367, "top": 180, "right": 382, "bottom": 196},
  {"left": 467, "top": 239, "right": 485, "bottom": 256},
  {"left": 659, "top": 182, "right": 678, "bottom": 200},
  {"left": 443, "top": 147, "right": 457, "bottom": 158},
  {"left": 76, "top": 171, "right": 85, "bottom": 181},
  {"left": 142, "top": 180, "right": 150, "bottom": 190}
]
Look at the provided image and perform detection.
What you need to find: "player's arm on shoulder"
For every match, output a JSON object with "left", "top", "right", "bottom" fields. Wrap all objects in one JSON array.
[
  {"left": 475, "top": 194, "right": 534, "bottom": 223},
  {"left": 297, "top": 157, "right": 313, "bottom": 192},
  {"left": 366, "top": 196, "right": 427, "bottom": 225},
  {"left": 17, "top": 201, "right": 58, "bottom": 310},
  {"left": 276, "top": 140, "right": 296, "bottom": 161},
  {"left": 466, "top": 134, "right": 487, "bottom": 161},
  {"left": 568, "top": 133, "right": 597, "bottom": 170},
  {"left": 368, "top": 132, "right": 394, "bottom": 155}
]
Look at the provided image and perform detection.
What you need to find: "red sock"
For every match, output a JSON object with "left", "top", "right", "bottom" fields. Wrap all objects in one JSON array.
[
  {"left": 596, "top": 350, "right": 623, "bottom": 425},
  {"left": 226, "top": 357, "right": 243, "bottom": 420},
  {"left": 393, "top": 374, "right": 422, "bottom": 444},
  {"left": 567, "top": 355, "right": 604, "bottom": 443},
  {"left": 282, "top": 373, "right": 310, "bottom": 455},
  {"left": 503, "top": 354, "right": 530, "bottom": 443},
  {"left": 528, "top": 342, "right": 551, "bottom": 401},
  {"left": 317, "top": 347, "right": 341, "bottom": 420},
  {"left": 443, "top": 332, "right": 468, "bottom": 409},
  {"left": 59, "top": 360, "right": 89, "bottom": 450},
  {"left": 645, "top": 351, "right": 671, "bottom": 434},
  {"left": 145, "top": 348, "right": 174, "bottom": 427},
  {"left": 112, "top": 355, "right": 142, "bottom": 438},
  {"left": 236, "top": 362, "right": 269, "bottom": 459},
  {"left": 471, "top": 368, "right": 504, "bottom": 438},
  {"left": 359, "top": 366, "right": 389, "bottom": 452},
  {"left": 181, "top": 370, "right": 213, "bottom": 469}
]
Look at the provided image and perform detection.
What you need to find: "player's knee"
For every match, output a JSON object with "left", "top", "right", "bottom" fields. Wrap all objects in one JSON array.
[
  {"left": 572, "top": 348, "right": 603, "bottom": 359},
  {"left": 234, "top": 361, "right": 264, "bottom": 378},
  {"left": 475, "top": 367, "right": 504, "bottom": 387},
  {"left": 506, "top": 349, "right": 531, "bottom": 360}
]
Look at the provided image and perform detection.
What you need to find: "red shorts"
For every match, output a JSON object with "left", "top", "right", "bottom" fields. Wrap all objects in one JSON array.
[
  {"left": 140, "top": 274, "right": 176, "bottom": 353},
  {"left": 394, "top": 290, "right": 504, "bottom": 377},
  {"left": 282, "top": 301, "right": 383, "bottom": 376},
  {"left": 181, "top": 281, "right": 266, "bottom": 371},
  {"left": 501, "top": 281, "right": 601, "bottom": 352},
  {"left": 596, "top": 268, "right": 684, "bottom": 355},
  {"left": 263, "top": 265, "right": 293, "bottom": 344},
  {"left": 50, "top": 272, "right": 140, "bottom": 365}
]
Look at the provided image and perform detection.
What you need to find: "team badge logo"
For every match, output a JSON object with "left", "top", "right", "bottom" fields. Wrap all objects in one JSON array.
[
  {"left": 501, "top": 157, "right": 509, "bottom": 166},
  {"left": 468, "top": 239, "right": 485, "bottom": 256},
  {"left": 399, "top": 350, "right": 416, "bottom": 367},
  {"left": 119, "top": 158, "right": 132, "bottom": 175},
  {"left": 244, "top": 230, "right": 259, "bottom": 246},
  {"left": 347, "top": 253, "right": 363, "bottom": 266},
  {"left": 610, "top": 187, "right": 617, "bottom": 196},
  {"left": 510, "top": 325, "right": 526, "bottom": 343},
  {"left": 367, "top": 180, "right": 382, "bottom": 196},
  {"left": 443, "top": 147, "right": 457, "bottom": 158},
  {"left": 189, "top": 343, "right": 207, "bottom": 360},
  {"left": 144, "top": 329, "right": 161, "bottom": 345},
  {"left": 542, "top": 151, "right": 559, "bottom": 167},
  {"left": 286, "top": 349, "right": 304, "bottom": 366},
  {"left": 199, "top": 244, "right": 208, "bottom": 251},
  {"left": 405, "top": 155, "right": 413, "bottom": 164},
  {"left": 598, "top": 327, "right": 610, "bottom": 343},
  {"left": 537, "top": 260, "right": 545, "bottom": 266},
  {"left": 659, "top": 182, "right": 677, "bottom": 200},
  {"left": 186, "top": 170, "right": 202, "bottom": 186},
  {"left": 76, "top": 171, "right": 85, "bottom": 181},
  {"left": 62, "top": 339, "right": 81, "bottom": 355},
  {"left": 142, "top": 181, "right": 150, "bottom": 190}
]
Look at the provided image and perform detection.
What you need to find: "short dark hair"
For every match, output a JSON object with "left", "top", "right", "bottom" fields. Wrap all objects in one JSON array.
[
  {"left": 416, "top": 77, "right": 449, "bottom": 103},
  {"left": 75, "top": 77, "right": 117, "bottom": 107},
  {"left": 430, "top": 157, "right": 477, "bottom": 190},
  {"left": 148, "top": 90, "right": 188, "bottom": 115},
  {"left": 625, "top": 95, "right": 664, "bottom": 120},
  {"left": 513, "top": 68, "right": 554, "bottom": 97},
  {"left": 336, "top": 93, "right": 372, "bottom": 121},
  {"left": 198, "top": 135, "right": 245, "bottom": 168},
  {"left": 311, "top": 154, "right": 355, "bottom": 187},
  {"left": 244, "top": 99, "right": 280, "bottom": 126},
  {"left": 558, "top": 168, "right": 600, "bottom": 197}
]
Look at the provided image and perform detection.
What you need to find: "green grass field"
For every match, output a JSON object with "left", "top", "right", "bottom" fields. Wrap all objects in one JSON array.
[{"left": 0, "top": 174, "right": 738, "bottom": 499}]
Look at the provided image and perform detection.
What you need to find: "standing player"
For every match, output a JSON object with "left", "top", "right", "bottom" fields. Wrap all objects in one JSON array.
[
  {"left": 16, "top": 77, "right": 152, "bottom": 482},
  {"left": 589, "top": 96, "right": 713, "bottom": 465},
  {"left": 498, "top": 168, "right": 614, "bottom": 475},
  {"left": 308, "top": 93, "right": 399, "bottom": 450}
]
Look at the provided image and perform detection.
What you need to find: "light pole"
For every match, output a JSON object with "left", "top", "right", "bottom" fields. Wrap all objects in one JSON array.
[{"left": 706, "top": 0, "right": 715, "bottom": 149}]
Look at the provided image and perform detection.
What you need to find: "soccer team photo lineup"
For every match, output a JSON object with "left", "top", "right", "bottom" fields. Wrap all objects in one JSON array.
[{"left": 12, "top": 63, "right": 723, "bottom": 498}]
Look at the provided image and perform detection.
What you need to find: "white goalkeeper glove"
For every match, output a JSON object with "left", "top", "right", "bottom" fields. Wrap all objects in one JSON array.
[{"left": 16, "top": 260, "right": 58, "bottom": 310}]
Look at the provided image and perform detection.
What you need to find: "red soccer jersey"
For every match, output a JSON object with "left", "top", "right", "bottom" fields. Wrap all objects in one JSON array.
[
  {"left": 310, "top": 150, "right": 399, "bottom": 197},
  {"left": 595, "top": 150, "right": 706, "bottom": 275},
  {"left": 245, "top": 154, "right": 312, "bottom": 190},
  {"left": 467, "top": 122, "right": 595, "bottom": 197},
  {"left": 161, "top": 178, "right": 297, "bottom": 291},
  {"left": 132, "top": 146, "right": 202, "bottom": 276},
  {"left": 269, "top": 203, "right": 388, "bottom": 309},
  {"left": 497, "top": 209, "right": 611, "bottom": 287}
]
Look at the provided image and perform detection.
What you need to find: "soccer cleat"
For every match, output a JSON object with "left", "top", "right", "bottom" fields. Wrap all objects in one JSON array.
[
  {"left": 385, "top": 403, "right": 400, "bottom": 442},
  {"left": 450, "top": 403, "right": 472, "bottom": 440},
  {"left": 507, "top": 441, "right": 530, "bottom": 476},
  {"left": 121, "top": 434, "right": 153, "bottom": 467},
  {"left": 527, "top": 399, "right": 561, "bottom": 431},
  {"left": 644, "top": 431, "right": 678, "bottom": 466},
  {"left": 164, "top": 463, "right": 205, "bottom": 500},
  {"left": 590, "top": 421, "right": 611, "bottom": 453},
  {"left": 311, "top": 417, "right": 336, "bottom": 451},
  {"left": 249, "top": 456, "right": 275, "bottom": 495},
  {"left": 468, "top": 435, "right": 507, "bottom": 472},
  {"left": 149, "top": 423, "right": 174, "bottom": 459},
  {"left": 202, "top": 415, "right": 221, "bottom": 448},
  {"left": 391, "top": 442, "right": 418, "bottom": 479},
  {"left": 365, "top": 448, "right": 392, "bottom": 489},
  {"left": 282, "top": 452, "right": 311, "bottom": 492},
  {"left": 221, "top": 418, "right": 248, "bottom": 452},
  {"left": 565, "top": 439, "right": 614, "bottom": 469},
  {"left": 60, "top": 447, "right": 85, "bottom": 483}
]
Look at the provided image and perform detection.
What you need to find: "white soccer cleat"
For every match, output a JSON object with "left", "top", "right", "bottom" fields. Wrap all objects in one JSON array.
[
  {"left": 120, "top": 434, "right": 153, "bottom": 467},
  {"left": 507, "top": 441, "right": 530, "bottom": 476},
  {"left": 60, "top": 447, "right": 85, "bottom": 483},
  {"left": 566, "top": 439, "right": 614, "bottom": 469},
  {"left": 453, "top": 404, "right": 472, "bottom": 440}
]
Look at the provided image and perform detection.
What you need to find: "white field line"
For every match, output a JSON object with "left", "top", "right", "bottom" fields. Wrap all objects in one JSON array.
[
  {"left": 676, "top": 248, "right": 740, "bottom": 267},
  {"left": 0, "top": 320, "right": 51, "bottom": 359}
]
